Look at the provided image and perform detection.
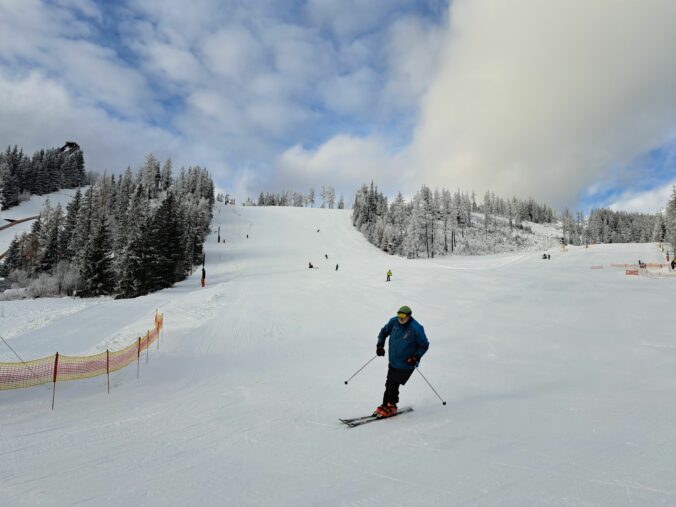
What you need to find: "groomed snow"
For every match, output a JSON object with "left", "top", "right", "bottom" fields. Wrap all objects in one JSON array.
[{"left": 2, "top": 203, "right": 675, "bottom": 506}]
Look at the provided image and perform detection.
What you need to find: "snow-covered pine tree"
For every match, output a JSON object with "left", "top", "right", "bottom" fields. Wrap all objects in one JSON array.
[
  {"left": 117, "top": 184, "right": 150, "bottom": 298},
  {"left": 653, "top": 213, "right": 666, "bottom": 242},
  {"left": 59, "top": 189, "right": 81, "bottom": 262},
  {"left": 161, "top": 158, "right": 173, "bottom": 191},
  {"left": 0, "top": 160, "right": 18, "bottom": 210},
  {"left": 140, "top": 154, "right": 161, "bottom": 199},
  {"left": 68, "top": 187, "right": 95, "bottom": 270},
  {"left": 147, "top": 191, "right": 183, "bottom": 290},
  {"left": 665, "top": 186, "right": 676, "bottom": 250},
  {"left": 0, "top": 235, "right": 22, "bottom": 277},
  {"left": 39, "top": 203, "right": 63, "bottom": 273},
  {"left": 79, "top": 209, "right": 114, "bottom": 297}
]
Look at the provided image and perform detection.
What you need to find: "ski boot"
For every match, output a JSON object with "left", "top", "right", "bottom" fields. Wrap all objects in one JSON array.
[
  {"left": 373, "top": 405, "right": 387, "bottom": 417},
  {"left": 373, "top": 403, "right": 397, "bottom": 418}
]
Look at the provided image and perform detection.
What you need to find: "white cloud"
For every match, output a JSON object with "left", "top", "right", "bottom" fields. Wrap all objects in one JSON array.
[
  {"left": 0, "top": 2, "right": 153, "bottom": 117},
  {"left": 0, "top": 71, "right": 178, "bottom": 174},
  {"left": 54, "top": 0, "right": 102, "bottom": 21},
  {"left": 202, "top": 27, "right": 265, "bottom": 81},
  {"left": 608, "top": 181, "right": 676, "bottom": 213},
  {"left": 305, "top": 0, "right": 410, "bottom": 40},
  {"left": 143, "top": 42, "right": 204, "bottom": 84},
  {"left": 275, "top": 135, "right": 403, "bottom": 194},
  {"left": 410, "top": 0, "right": 676, "bottom": 207},
  {"left": 383, "top": 16, "right": 445, "bottom": 105},
  {"left": 319, "top": 68, "right": 381, "bottom": 117},
  {"left": 6, "top": 0, "right": 672, "bottom": 213}
]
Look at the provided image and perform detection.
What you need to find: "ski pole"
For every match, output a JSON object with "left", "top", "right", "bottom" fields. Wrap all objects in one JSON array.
[
  {"left": 344, "top": 355, "right": 378, "bottom": 385},
  {"left": 415, "top": 367, "right": 447, "bottom": 405}
]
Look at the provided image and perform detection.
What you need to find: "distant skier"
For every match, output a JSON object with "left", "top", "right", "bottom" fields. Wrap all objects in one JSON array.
[
  {"left": 374, "top": 306, "right": 429, "bottom": 418},
  {"left": 671, "top": 258, "right": 675, "bottom": 270},
  {"left": 247, "top": 234, "right": 249, "bottom": 238},
  {"left": 335, "top": 264, "right": 339, "bottom": 271},
  {"left": 386, "top": 269, "right": 392, "bottom": 282},
  {"left": 201, "top": 267, "right": 206, "bottom": 288},
  {"left": 325, "top": 254, "right": 328, "bottom": 259},
  {"left": 308, "top": 262, "right": 313, "bottom": 269},
  {"left": 542, "top": 253, "right": 547, "bottom": 259}
]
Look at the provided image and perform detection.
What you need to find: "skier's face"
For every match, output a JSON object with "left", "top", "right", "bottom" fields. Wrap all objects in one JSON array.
[{"left": 397, "top": 313, "right": 410, "bottom": 324}]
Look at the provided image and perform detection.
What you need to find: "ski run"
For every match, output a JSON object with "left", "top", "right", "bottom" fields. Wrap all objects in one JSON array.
[{"left": 2, "top": 201, "right": 676, "bottom": 506}]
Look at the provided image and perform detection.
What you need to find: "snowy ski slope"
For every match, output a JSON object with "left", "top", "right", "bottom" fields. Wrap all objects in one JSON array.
[{"left": 2, "top": 203, "right": 675, "bottom": 506}]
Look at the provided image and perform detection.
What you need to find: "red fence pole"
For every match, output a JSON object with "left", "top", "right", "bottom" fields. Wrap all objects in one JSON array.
[
  {"left": 106, "top": 349, "right": 110, "bottom": 394},
  {"left": 137, "top": 337, "right": 141, "bottom": 379},
  {"left": 52, "top": 352, "right": 59, "bottom": 410}
]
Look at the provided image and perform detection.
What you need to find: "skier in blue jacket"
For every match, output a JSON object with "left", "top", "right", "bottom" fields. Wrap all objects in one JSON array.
[{"left": 374, "top": 305, "right": 429, "bottom": 418}]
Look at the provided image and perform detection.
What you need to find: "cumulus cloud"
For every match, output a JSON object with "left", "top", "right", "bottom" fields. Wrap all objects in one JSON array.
[
  {"left": 607, "top": 181, "right": 676, "bottom": 213},
  {"left": 274, "top": 135, "right": 404, "bottom": 197},
  {"left": 8, "top": 0, "right": 672, "bottom": 213},
  {"left": 411, "top": 0, "right": 676, "bottom": 207},
  {"left": 0, "top": 71, "right": 179, "bottom": 173}
]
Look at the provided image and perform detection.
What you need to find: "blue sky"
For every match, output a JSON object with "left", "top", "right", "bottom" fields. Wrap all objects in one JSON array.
[{"left": 0, "top": 0, "right": 674, "bottom": 212}]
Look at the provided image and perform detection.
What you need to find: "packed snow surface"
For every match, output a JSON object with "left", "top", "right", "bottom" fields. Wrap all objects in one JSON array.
[{"left": 2, "top": 204, "right": 675, "bottom": 506}]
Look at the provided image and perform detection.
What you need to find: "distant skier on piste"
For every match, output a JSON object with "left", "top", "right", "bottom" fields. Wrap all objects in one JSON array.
[
  {"left": 373, "top": 305, "right": 429, "bottom": 418},
  {"left": 386, "top": 269, "right": 392, "bottom": 282}
]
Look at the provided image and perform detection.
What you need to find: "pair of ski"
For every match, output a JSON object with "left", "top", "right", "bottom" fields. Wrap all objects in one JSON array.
[{"left": 340, "top": 406, "right": 413, "bottom": 427}]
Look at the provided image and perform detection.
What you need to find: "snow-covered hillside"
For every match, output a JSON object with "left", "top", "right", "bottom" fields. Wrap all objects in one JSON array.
[
  {"left": 2, "top": 203, "right": 675, "bottom": 506},
  {"left": 0, "top": 189, "right": 81, "bottom": 256}
]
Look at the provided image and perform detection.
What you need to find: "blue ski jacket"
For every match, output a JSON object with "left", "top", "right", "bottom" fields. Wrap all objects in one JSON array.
[{"left": 377, "top": 316, "right": 429, "bottom": 370}]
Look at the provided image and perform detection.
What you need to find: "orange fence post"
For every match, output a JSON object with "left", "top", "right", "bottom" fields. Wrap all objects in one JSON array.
[
  {"left": 52, "top": 352, "right": 59, "bottom": 410},
  {"left": 137, "top": 337, "right": 141, "bottom": 379},
  {"left": 156, "top": 310, "right": 160, "bottom": 352}
]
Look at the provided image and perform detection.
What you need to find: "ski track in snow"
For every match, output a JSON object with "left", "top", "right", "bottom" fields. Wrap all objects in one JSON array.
[{"left": 2, "top": 203, "right": 676, "bottom": 506}]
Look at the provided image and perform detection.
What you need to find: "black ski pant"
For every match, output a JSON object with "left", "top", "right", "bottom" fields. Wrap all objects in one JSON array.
[{"left": 382, "top": 365, "right": 414, "bottom": 406}]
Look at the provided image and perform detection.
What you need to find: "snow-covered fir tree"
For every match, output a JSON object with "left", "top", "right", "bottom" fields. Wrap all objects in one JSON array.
[
  {"left": 0, "top": 155, "right": 214, "bottom": 299},
  {"left": 250, "top": 186, "right": 339, "bottom": 208},
  {"left": 665, "top": 186, "right": 676, "bottom": 250},
  {"left": 0, "top": 145, "right": 87, "bottom": 210},
  {"left": 353, "top": 182, "right": 559, "bottom": 257},
  {"left": 354, "top": 182, "right": 663, "bottom": 258}
]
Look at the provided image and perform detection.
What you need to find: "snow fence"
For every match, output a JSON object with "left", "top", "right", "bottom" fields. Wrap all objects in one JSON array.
[{"left": 0, "top": 313, "right": 164, "bottom": 403}]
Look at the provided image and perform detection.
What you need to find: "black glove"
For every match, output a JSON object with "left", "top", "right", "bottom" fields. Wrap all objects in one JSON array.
[
  {"left": 376, "top": 346, "right": 385, "bottom": 356},
  {"left": 406, "top": 355, "right": 419, "bottom": 366}
]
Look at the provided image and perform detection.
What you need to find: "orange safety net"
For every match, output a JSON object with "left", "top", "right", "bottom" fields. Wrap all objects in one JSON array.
[
  {"left": 109, "top": 340, "right": 139, "bottom": 373},
  {"left": 0, "top": 313, "right": 163, "bottom": 391},
  {"left": 57, "top": 351, "right": 107, "bottom": 382},
  {"left": 0, "top": 355, "right": 55, "bottom": 390}
]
